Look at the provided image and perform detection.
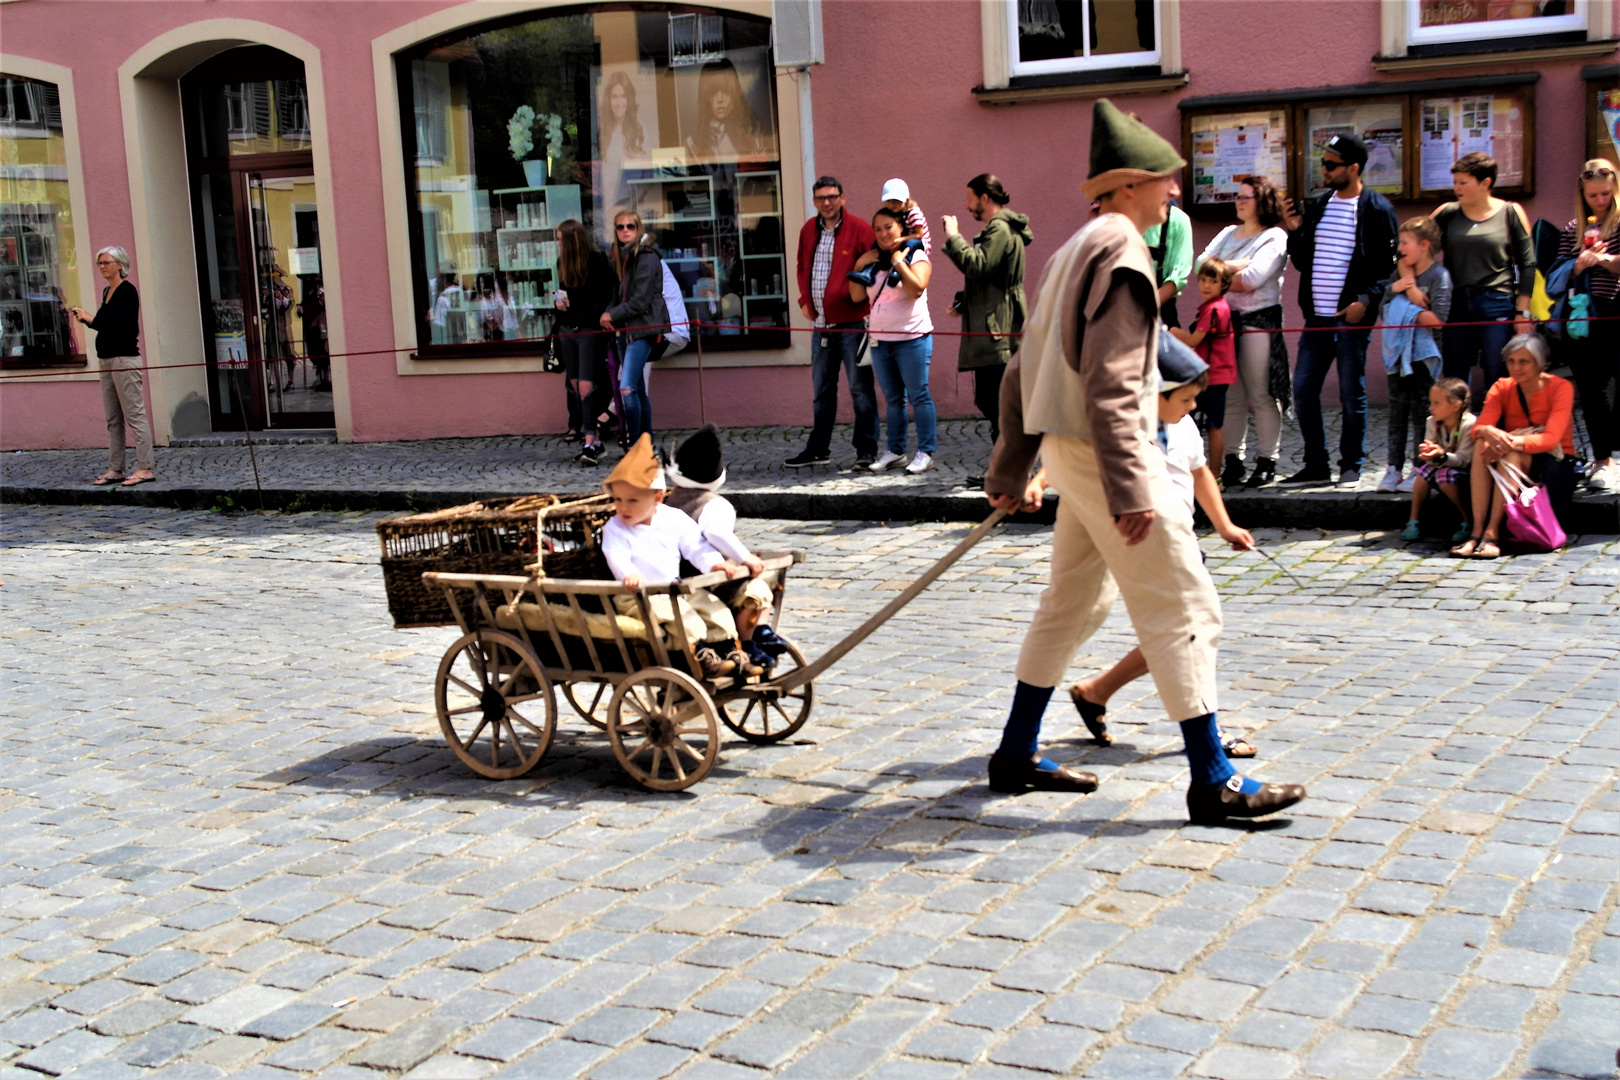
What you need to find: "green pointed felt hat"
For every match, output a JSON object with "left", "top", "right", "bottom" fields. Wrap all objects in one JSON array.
[{"left": 1082, "top": 98, "right": 1185, "bottom": 200}]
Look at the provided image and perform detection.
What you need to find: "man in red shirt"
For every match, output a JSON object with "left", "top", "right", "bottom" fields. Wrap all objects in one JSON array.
[{"left": 787, "top": 176, "right": 879, "bottom": 469}]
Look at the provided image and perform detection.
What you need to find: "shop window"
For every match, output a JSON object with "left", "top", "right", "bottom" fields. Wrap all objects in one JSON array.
[
  {"left": 1009, "top": 0, "right": 1159, "bottom": 77},
  {"left": 0, "top": 74, "right": 83, "bottom": 368},
  {"left": 1409, "top": 0, "right": 1588, "bottom": 46},
  {"left": 399, "top": 6, "right": 788, "bottom": 355}
]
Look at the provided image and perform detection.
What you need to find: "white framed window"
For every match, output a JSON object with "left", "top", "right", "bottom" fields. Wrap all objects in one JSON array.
[
  {"left": 1007, "top": 0, "right": 1160, "bottom": 77},
  {"left": 1407, "top": 0, "right": 1589, "bottom": 46}
]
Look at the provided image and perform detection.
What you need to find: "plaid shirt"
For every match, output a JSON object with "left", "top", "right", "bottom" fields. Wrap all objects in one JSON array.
[{"left": 809, "top": 212, "right": 841, "bottom": 327}]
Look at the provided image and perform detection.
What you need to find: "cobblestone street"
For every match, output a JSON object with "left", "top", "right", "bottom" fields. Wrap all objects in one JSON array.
[{"left": 1, "top": 505, "right": 1616, "bottom": 1080}]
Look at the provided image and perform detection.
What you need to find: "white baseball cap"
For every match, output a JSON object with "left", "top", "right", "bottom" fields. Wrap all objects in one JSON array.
[{"left": 880, "top": 178, "right": 910, "bottom": 203}]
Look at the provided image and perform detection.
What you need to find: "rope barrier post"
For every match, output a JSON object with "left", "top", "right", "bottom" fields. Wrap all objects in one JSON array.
[
  {"left": 692, "top": 320, "right": 707, "bottom": 426},
  {"left": 229, "top": 364, "right": 266, "bottom": 512}
]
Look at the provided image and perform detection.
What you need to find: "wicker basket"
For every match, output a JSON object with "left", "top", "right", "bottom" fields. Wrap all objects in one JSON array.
[{"left": 377, "top": 494, "right": 614, "bottom": 628}]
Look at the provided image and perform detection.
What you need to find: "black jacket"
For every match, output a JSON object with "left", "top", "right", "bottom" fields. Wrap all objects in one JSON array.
[
  {"left": 554, "top": 250, "right": 617, "bottom": 331},
  {"left": 89, "top": 280, "right": 140, "bottom": 358},
  {"left": 1285, "top": 188, "right": 1398, "bottom": 325},
  {"left": 605, "top": 238, "right": 669, "bottom": 345}
]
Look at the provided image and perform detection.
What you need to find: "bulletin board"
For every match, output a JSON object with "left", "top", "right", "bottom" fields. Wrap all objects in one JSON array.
[
  {"left": 1185, "top": 109, "right": 1290, "bottom": 209},
  {"left": 1414, "top": 90, "right": 1533, "bottom": 198},
  {"left": 1301, "top": 99, "right": 1407, "bottom": 199},
  {"left": 1181, "top": 78, "right": 1537, "bottom": 219},
  {"left": 1590, "top": 83, "right": 1620, "bottom": 164}
]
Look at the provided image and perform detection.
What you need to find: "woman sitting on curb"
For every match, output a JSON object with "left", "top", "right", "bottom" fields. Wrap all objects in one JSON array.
[{"left": 1452, "top": 334, "right": 1576, "bottom": 559}]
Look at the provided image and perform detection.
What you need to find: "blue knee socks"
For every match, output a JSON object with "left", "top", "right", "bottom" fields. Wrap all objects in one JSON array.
[
  {"left": 997, "top": 681, "right": 1053, "bottom": 760},
  {"left": 1180, "top": 712, "right": 1260, "bottom": 793}
]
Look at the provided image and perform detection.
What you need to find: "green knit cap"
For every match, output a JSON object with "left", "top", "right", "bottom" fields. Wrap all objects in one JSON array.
[{"left": 1083, "top": 98, "right": 1185, "bottom": 198}]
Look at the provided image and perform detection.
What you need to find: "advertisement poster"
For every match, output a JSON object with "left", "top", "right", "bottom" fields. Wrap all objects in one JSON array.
[
  {"left": 1421, "top": 99, "right": 1455, "bottom": 191},
  {"left": 1305, "top": 104, "right": 1403, "bottom": 197},
  {"left": 1189, "top": 109, "right": 1288, "bottom": 205},
  {"left": 1419, "top": 94, "right": 1525, "bottom": 192},
  {"left": 1605, "top": 89, "right": 1620, "bottom": 162}
]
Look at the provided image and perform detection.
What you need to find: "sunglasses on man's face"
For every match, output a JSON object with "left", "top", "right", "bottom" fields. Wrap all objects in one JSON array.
[{"left": 1321, "top": 159, "right": 1346, "bottom": 172}]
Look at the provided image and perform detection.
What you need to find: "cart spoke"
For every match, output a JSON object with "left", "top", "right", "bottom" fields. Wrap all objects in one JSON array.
[
  {"left": 673, "top": 720, "right": 711, "bottom": 738},
  {"left": 768, "top": 699, "right": 795, "bottom": 726},
  {"left": 463, "top": 646, "right": 490, "bottom": 690},
  {"left": 673, "top": 736, "right": 705, "bottom": 765},
  {"left": 447, "top": 704, "right": 483, "bottom": 717},
  {"left": 489, "top": 717, "right": 502, "bottom": 767},
  {"left": 506, "top": 691, "right": 546, "bottom": 706},
  {"left": 670, "top": 747, "right": 688, "bottom": 781},
  {"left": 508, "top": 708, "right": 546, "bottom": 738},
  {"left": 503, "top": 718, "right": 529, "bottom": 756},
  {"left": 447, "top": 673, "right": 481, "bottom": 698},
  {"left": 462, "top": 716, "right": 491, "bottom": 747},
  {"left": 646, "top": 746, "right": 663, "bottom": 781}
]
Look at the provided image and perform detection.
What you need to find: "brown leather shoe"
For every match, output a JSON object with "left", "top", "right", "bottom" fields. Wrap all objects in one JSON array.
[
  {"left": 695, "top": 648, "right": 736, "bottom": 679},
  {"left": 987, "top": 753, "right": 1099, "bottom": 795},
  {"left": 1187, "top": 776, "right": 1306, "bottom": 825}
]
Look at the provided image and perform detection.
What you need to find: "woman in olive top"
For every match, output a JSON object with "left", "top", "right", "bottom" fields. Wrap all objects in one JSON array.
[
  {"left": 70, "top": 246, "right": 154, "bottom": 486},
  {"left": 1432, "top": 152, "right": 1535, "bottom": 395}
]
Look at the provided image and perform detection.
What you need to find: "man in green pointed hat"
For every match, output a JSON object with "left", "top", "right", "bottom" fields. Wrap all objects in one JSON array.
[{"left": 981, "top": 99, "right": 1306, "bottom": 826}]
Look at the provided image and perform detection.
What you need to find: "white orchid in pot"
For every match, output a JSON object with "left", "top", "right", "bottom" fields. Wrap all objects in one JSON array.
[{"left": 509, "top": 105, "right": 566, "bottom": 188}]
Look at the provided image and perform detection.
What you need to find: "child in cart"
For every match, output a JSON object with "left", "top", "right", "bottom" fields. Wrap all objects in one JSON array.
[
  {"left": 601, "top": 434, "right": 763, "bottom": 678},
  {"left": 665, "top": 424, "right": 788, "bottom": 672},
  {"left": 1063, "top": 333, "right": 1259, "bottom": 754}
]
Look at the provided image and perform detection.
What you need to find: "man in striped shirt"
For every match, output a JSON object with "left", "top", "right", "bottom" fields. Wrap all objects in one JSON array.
[{"left": 1282, "top": 133, "right": 1399, "bottom": 487}]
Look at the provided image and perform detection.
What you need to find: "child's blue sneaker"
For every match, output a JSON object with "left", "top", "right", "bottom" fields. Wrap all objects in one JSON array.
[
  {"left": 1399, "top": 519, "right": 1422, "bottom": 541},
  {"left": 752, "top": 625, "right": 789, "bottom": 658},
  {"left": 845, "top": 264, "right": 879, "bottom": 287}
]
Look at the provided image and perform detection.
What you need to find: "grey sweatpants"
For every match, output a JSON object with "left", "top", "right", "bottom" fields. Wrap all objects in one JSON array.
[{"left": 100, "top": 355, "right": 153, "bottom": 474}]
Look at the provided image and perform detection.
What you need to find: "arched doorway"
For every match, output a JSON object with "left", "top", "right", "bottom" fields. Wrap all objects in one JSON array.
[{"left": 181, "top": 45, "right": 332, "bottom": 431}]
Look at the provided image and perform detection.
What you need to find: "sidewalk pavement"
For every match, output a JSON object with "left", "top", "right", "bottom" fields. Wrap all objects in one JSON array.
[{"left": 4, "top": 408, "right": 1616, "bottom": 533}]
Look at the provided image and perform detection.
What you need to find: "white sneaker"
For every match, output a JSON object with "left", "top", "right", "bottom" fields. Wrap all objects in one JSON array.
[
  {"left": 905, "top": 452, "right": 934, "bottom": 475},
  {"left": 869, "top": 451, "right": 905, "bottom": 472},
  {"left": 1589, "top": 464, "right": 1613, "bottom": 491},
  {"left": 1396, "top": 474, "right": 1416, "bottom": 493},
  {"left": 1375, "top": 466, "right": 1402, "bottom": 493}
]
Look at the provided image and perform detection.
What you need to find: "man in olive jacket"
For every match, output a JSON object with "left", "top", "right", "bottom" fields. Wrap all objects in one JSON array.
[{"left": 942, "top": 173, "right": 1032, "bottom": 447}]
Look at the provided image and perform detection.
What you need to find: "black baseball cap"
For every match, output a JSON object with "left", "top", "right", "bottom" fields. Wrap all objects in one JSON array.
[{"left": 1323, "top": 133, "right": 1368, "bottom": 168}]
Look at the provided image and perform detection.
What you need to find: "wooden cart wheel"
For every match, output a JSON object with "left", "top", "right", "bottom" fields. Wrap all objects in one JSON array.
[
  {"left": 435, "top": 630, "right": 557, "bottom": 779},
  {"left": 720, "top": 637, "right": 814, "bottom": 744},
  {"left": 606, "top": 667, "right": 719, "bottom": 792},
  {"left": 561, "top": 680, "right": 611, "bottom": 731}
]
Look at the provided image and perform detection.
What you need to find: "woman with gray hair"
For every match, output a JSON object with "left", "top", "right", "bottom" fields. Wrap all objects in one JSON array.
[
  {"left": 1452, "top": 333, "right": 1576, "bottom": 558},
  {"left": 70, "top": 245, "right": 153, "bottom": 486}
]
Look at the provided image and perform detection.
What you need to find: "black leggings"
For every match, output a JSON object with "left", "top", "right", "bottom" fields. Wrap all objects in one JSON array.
[
  {"left": 558, "top": 331, "right": 610, "bottom": 437},
  {"left": 973, "top": 364, "right": 1005, "bottom": 443},
  {"left": 1572, "top": 293, "right": 1619, "bottom": 461}
]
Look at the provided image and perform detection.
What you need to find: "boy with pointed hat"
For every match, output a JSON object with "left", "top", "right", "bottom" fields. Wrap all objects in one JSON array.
[
  {"left": 982, "top": 100, "right": 1305, "bottom": 825},
  {"left": 667, "top": 425, "right": 786, "bottom": 671},
  {"left": 600, "top": 434, "right": 759, "bottom": 678}
]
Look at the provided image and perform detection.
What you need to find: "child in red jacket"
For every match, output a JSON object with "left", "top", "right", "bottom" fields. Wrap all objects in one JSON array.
[{"left": 1173, "top": 259, "right": 1238, "bottom": 481}]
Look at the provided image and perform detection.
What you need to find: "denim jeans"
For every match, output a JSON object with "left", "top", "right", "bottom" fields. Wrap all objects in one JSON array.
[
  {"left": 807, "top": 323, "right": 879, "bottom": 457},
  {"left": 618, "top": 336, "right": 654, "bottom": 444},
  {"left": 1293, "top": 316, "right": 1371, "bottom": 472},
  {"left": 869, "top": 335, "right": 937, "bottom": 455},
  {"left": 1442, "top": 289, "right": 1516, "bottom": 392}
]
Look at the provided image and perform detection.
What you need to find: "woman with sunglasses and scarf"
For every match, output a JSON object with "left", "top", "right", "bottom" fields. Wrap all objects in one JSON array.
[
  {"left": 600, "top": 210, "right": 668, "bottom": 446},
  {"left": 1556, "top": 159, "right": 1620, "bottom": 490}
]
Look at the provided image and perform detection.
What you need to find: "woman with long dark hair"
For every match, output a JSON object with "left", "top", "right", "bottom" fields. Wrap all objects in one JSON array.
[
  {"left": 850, "top": 206, "right": 935, "bottom": 474},
  {"left": 554, "top": 219, "right": 618, "bottom": 463},
  {"left": 1196, "top": 177, "right": 1291, "bottom": 488},
  {"left": 683, "top": 59, "right": 762, "bottom": 165},
  {"left": 597, "top": 71, "right": 645, "bottom": 241},
  {"left": 600, "top": 209, "right": 668, "bottom": 445}
]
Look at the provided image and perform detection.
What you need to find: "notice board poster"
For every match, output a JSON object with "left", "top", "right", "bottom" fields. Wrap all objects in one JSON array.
[
  {"left": 1419, "top": 92, "right": 1527, "bottom": 194},
  {"left": 1304, "top": 103, "right": 1404, "bottom": 198},
  {"left": 1602, "top": 88, "right": 1620, "bottom": 162},
  {"left": 1189, "top": 109, "right": 1289, "bottom": 206}
]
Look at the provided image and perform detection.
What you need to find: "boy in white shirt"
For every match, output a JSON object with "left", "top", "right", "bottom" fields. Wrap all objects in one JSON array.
[
  {"left": 1065, "top": 335, "right": 1257, "bottom": 753},
  {"left": 665, "top": 425, "right": 785, "bottom": 671},
  {"left": 601, "top": 435, "right": 759, "bottom": 678}
]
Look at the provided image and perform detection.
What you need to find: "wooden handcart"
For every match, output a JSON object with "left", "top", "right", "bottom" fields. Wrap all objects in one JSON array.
[{"left": 381, "top": 496, "right": 1007, "bottom": 792}]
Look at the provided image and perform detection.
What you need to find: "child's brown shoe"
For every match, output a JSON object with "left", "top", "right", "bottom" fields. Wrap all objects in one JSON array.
[
  {"left": 695, "top": 648, "right": 736, "bottom": 679},
  {"left": 727, "top": 650, "right": 765, "bottom": 678}
]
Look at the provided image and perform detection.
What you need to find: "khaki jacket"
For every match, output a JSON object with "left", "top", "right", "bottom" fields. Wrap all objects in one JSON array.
[
  {"left": 986, "top": 213, "right": 1161, "bottom": 516},
  {"left": 942, "top": 209, "right": 1032, "bottom": 370}
]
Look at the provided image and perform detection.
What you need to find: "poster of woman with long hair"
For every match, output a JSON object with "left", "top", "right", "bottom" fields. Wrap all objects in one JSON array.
[{"left": 593, "top": 66, "right": 655, "bottom": 244}]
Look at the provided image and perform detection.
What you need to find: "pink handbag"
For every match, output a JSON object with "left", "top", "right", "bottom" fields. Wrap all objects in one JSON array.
[{"left": 1489, "top": 460, "right": 1566, "bottom": 553}]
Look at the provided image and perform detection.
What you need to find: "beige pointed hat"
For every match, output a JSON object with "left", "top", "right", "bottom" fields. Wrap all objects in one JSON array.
[{"left": 602, "top": 433, "right": 666, "bottom": 493}]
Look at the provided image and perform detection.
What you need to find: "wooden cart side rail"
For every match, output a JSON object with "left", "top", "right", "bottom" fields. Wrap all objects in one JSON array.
[
  {"left": 421, "top": 552, "right": 802, "bottom": 597},
  {"left": 767, "top": 510, "right": 1007, "bottom": 695}
]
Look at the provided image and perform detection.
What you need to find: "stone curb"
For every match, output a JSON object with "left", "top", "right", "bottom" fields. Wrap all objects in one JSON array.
[{"left": 5, "top": 482, "right": 1616, "bottom": 532}]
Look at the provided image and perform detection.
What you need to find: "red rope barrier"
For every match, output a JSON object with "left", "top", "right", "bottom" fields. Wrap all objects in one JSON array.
[{"left": 4, "top": 314, "right": 1615, "bottom": 383}]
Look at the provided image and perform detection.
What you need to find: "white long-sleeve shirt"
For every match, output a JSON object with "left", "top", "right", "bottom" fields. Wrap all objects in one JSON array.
[
  {"left": 1196, "top": 225, "right": 1288, "bottom": 313},
  {"left": 688, "top": 496, "right": 753, "bottom": 563},
  {"left": 602, "top": 504, "right": 724, "bottom": 583}
]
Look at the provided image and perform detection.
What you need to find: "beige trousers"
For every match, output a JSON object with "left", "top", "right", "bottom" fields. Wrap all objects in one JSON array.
[
  {"left": 1016, "top": 434, "right": 1222, "bottom": 721},
  {"left": 99, "top": 355, "right": 153, "bottom": 474},
  {"left": 614, "top": 588, "right": 738, "bottom": 648}
]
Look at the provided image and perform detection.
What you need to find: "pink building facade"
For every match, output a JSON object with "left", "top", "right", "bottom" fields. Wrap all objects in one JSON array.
[{"left": 2, "top": 0, "right": 1616, "bottom": 450}]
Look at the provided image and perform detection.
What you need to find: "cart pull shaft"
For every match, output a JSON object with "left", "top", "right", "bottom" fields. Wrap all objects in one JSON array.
[{"left": 770, "top": 509, "right": 1009, "bottom": 694}]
